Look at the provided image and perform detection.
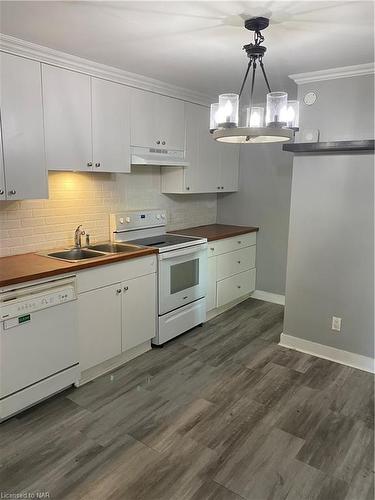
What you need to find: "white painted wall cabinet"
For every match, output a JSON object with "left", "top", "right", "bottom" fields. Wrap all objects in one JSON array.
[
  {"left": 91, "top": 77, "right": 131, "bottom": 173},
  {"left": 42, "top": 64, "right": 92, "bottom": 172},
  {"left": 0, "top": 49, "right": 239, "bottom": 197},
  {"left": 0, "top": 52, "right": 48, "bottom": 200},
  {"left": 206, "top": 233, "right": 257, "bottom": 313},
  {"left": 43, "top": 65, "right": 131, "bottom": 173},
  {"left": 130, "top": 88, "right": 185, "bottom": 151},
  {"left": 161, "top": 103, "right": 239, "bottom": 194}
]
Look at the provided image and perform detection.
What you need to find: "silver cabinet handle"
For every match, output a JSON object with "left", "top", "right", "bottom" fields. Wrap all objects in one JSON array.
[
  {"left": 116, "top": 288, "right": 122, "bottom": 294},
  {"left": 156, "top": 140, "right": 161, "bottom": 145},
  {"left": 162, "top": 141, "right": 166, "bottom": 145},
  {"left": 123, "top": 286, "right": 129, "bottom": 291},
  {"left": 87, "top": 162, "right": 93, "bottom": 167},
  {"left": 95, "top": 162, "right": 100, "bottom": 168},
  {"left": 0, "top": 189, "right": 4, "bottom": 195},
  {"left": 8, "top": 189, "right": 16, "bottom": 195}
]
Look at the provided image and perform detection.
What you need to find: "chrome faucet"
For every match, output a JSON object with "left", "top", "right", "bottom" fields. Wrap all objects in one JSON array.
[{"left": 74, "top": 225, "right": 86, "bottom": 248}]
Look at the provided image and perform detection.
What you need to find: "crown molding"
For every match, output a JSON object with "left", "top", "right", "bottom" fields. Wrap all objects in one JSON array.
[
  {"left": 0, "top": 33, "right": 214, "bottom": 106},
  {"left": 289, "top": 62, "right": 374, "bottom": 84}
]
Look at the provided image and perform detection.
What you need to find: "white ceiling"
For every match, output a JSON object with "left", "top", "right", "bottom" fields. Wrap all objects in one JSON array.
[{"left": 0, "top": 1, "right": 374, "bottom": 100}]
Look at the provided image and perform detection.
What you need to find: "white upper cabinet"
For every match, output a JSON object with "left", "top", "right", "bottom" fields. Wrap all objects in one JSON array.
[
  {"left": 156, "top": 94, "right": 185, "bottom": 151},
  {"left": 91, "top": 78, "right": 131, "bottom": 173},
  {"left": 161, "top": 102, "right": 239, "bottom": 194},
  {"left": 0, "top": 53, "right": 47, "bottom": 200},
  {"left": 219, "top": 143, "right": 240, "bottom": 192},
  {"left": 42, "top": 64, "right": 92, "bottom": 171},
  {"left": 130, "top": 88, "right": 185, "bottom": 150}
]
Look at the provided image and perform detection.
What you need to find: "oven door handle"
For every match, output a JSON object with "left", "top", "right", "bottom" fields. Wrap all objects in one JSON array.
[{"left": 159, "top": 243, "right": 207, "bottom": 260}]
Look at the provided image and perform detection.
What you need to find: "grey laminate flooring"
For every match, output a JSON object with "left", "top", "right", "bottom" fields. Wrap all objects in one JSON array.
[{"left": 1, "top": 298, "right": 374, "bottom": 500}]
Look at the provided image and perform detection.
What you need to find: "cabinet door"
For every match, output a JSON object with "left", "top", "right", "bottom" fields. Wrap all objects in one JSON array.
[
  {"left": 0, "top": 125, "right": 6, "bottom": 200},
  {"left": 78, "top": 284, "right": 122, "bottom": 371},
  {"left": 0, "top": 53, "right": 47, "bottom": 200},
  {"left": 122, "top": 273, "right": 156, "bottom": 351},
  {"left": 156, "top": 94, "right": 185, "bottom": 151},
  {"left": 219, "top": 143, "right": 240, "bottom": 192},
  {"left": 206, "top": 257, "right": 217, "bottom": 312},
  {"left": 130, "top": 88, "right": 157, "bottom": 148},
  {"left": 185, "top": 103, "right": 220, "bottom": 193},
  {"left": 42, "top": 64, "right": 92, "bottom": 171},
  {"left": 92, "top": 78, "right": 131, "bottom": 173}
]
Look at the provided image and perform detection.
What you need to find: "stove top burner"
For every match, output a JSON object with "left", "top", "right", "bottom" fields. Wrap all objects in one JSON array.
[{"left": 127, "top": 234, "right": 199, "bottom": 248}]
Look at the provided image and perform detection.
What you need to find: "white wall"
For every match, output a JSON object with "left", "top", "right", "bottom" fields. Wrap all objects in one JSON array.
[
  {"left": 217, "top": 145, "right": 294, "bottom": 295},
  {"left": 283, "top": 73, "right": 374, "bottom": 358}
]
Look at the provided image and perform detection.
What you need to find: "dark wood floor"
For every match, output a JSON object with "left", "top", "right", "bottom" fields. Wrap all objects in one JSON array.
[{"left": 1, "top": 298, "right": 374, "bottom": 500}]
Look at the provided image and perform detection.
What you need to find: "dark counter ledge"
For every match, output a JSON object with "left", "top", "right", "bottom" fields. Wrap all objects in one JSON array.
[{"left": 283, "top": 140, "right": 375, "bottom": 154}]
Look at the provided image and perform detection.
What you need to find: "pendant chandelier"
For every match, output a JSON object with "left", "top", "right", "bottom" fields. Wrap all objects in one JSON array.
[{"left": 210, "top": 17, "right": 299, "bottom": 144}]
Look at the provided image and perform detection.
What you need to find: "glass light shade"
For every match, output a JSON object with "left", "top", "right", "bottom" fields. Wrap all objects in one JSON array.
[
  {"left": 286, "top": 100, "right": 299, "bottom": 129},
  {"left": 266, "top": 92, "right": 288, "bottom": 127},
  {"left": 209, "top": 103, "right": 219, "bottom": 131},
  {"left": 246, "top": 106, "right": 265, "bottom": 127},
  {"left": 217, "top": 93, "right": 239, "bottom": 128}
]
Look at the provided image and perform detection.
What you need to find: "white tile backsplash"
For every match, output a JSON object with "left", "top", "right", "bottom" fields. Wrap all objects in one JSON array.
[{"left": 0, "top": 168, "right": 217, "bottom": 256}]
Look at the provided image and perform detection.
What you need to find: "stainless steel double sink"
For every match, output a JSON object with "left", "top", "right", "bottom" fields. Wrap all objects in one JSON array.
[{"left": 42, "top": 243, "right": 142, "bottom": 262}]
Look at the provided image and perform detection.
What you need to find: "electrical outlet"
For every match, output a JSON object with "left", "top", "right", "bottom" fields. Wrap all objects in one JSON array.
[{"left": 331, "top": 316, "right": 342, "bottom": 332}]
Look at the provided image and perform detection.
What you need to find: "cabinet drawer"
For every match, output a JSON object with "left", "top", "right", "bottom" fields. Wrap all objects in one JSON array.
[
  {"left": 77, "top": 255, "right": 156, "bottom": 293},
  {"left": 208, "top": 232, "right": 257, "bottom": 257},
  {"left": 217, "top": 246, "right": 256, "bottom": 281},
  {"left": 217, "top": 269, "right": 256, "bottom": 308}
]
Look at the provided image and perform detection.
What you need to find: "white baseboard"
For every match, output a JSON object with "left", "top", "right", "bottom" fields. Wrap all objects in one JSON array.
[
  {"left": 251, "top": 290, "right": 285, "bottom": 306},
  {"left": 279, "top": 333, "right": 375, "bottom": 373}
]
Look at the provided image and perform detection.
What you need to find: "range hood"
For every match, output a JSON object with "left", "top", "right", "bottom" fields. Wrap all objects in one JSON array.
[{"left": 131, "top": 147, "right": 189, "bottom": 167}]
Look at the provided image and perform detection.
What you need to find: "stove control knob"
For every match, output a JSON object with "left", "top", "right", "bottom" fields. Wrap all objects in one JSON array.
[
  {"left": 125, "top": 217, "right": 131, "bottom": 223},
  {"left": 156, "top": 214, "right": 161, "bottom": 220},
  {"left": 119, "top": 218, "right": 124, "bottom": 224},
  {"left": 161, "top": 214, "right": 165, "bottom": 219}
]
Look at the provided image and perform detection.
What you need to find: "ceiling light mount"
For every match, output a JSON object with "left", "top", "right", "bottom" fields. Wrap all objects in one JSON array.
[
  {"left": 210, "top": 16, "right": 299, "bottom": 144},
  {"left": 244, "top": 16, "right": 269, "bottom": 32}
]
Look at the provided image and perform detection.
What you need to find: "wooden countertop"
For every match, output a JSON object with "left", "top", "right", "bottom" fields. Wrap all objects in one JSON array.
[
  {"left": 168, "top": 224, "right": 259, "bottom": 242},
  {"left": 0, "top": 247, "right": 158, "bottom": 288}
]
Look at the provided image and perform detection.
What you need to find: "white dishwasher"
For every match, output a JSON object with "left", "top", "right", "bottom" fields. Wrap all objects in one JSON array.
[{"left": 0, "top": 275, "right": 79, "bottom": 421}]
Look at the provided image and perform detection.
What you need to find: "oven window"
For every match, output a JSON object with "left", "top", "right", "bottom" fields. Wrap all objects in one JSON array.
[{"left": 170, "top": 259, "right": 199, "bottom": 294}]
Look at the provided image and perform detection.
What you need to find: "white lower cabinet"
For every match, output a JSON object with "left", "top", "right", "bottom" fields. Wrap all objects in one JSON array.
[
  {"left": 77, "top": 256, "right": 157, "bottom": 378},
  {"left": 78, "top": 283, "right": 122, "bottom": 372},
  {"left": 217, "top": 269, "right": 256, "bottom": 308},
  {"left": 122, "top": 273, "right": 156, "bottom": 351},
  {"left": 206, "top": 232, "right": 257, "bottom": 313}
]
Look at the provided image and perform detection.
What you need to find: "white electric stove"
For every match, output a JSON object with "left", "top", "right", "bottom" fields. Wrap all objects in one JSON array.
[{"left": 110, "top": 210, "right": 207, "bottom": 345}]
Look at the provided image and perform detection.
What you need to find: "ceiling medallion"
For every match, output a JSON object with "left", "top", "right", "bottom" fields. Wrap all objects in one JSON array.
[{"left": 210, "top": 17, "right": 299, "bottom": 144}]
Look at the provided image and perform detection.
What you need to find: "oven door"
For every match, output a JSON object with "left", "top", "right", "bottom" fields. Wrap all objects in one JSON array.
[{"left": 158, "top": 244, "right": 207, "bottom": 315}]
